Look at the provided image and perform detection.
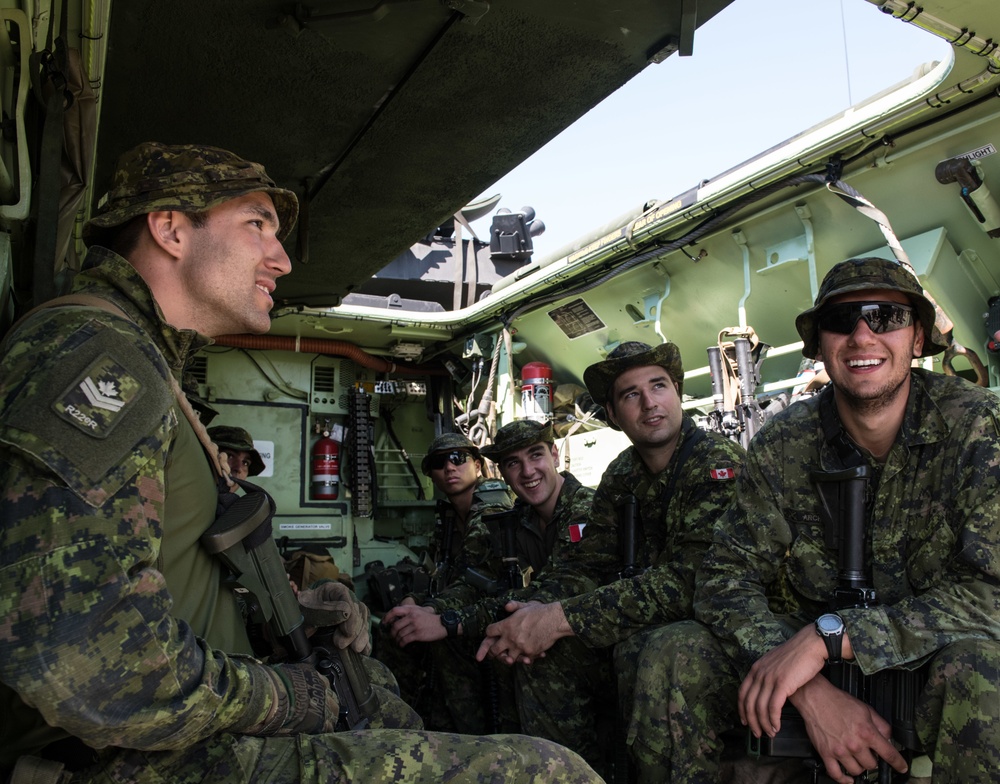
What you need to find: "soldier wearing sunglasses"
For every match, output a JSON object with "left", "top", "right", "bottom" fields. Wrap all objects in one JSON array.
[
  {"left": 375, "top": 431, "right": 517, "bottom": 733},
  {"left": 655, "top": 257, "right": 1000, "bottom": 784}
]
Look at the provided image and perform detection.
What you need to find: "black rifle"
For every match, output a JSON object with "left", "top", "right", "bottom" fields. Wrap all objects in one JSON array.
[
  {"left": 202, "top": 480, "right": 378, "bottom": 731},
  {"left": 459, "top": 506, "right": 525, "bottom": 734},
  {"left": 464, "top": 507, "right": 525, "bottom": 594},
  {"left": 617, "top": 493, "right": 642, "bottom": 579},
  {"left": 429, "top": 499, "right": 455, "bottom": 597},
  {"left": 749, "top": 466, "right": 921, "bottom": 783}
]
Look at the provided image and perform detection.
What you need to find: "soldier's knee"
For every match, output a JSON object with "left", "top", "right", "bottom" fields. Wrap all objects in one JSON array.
[{"left": 925, "top": 637, "right": 1000, "bottom": 706}]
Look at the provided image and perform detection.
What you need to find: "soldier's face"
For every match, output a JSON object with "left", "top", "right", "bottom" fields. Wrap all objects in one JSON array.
[
  {"left": 606, "top": 365, "right": 683, "bottom": 452},
  {"left": 429, "top": 450, "right": 481, "bottom": 498},
  {"left": 817, "top": 289, "right": 923, "bottom": 412},
  {"left": 498, "top": 442, "right": 561, "bottom": 512},
  {"left": 225, "top": 449, "right": 254, "bottom": 481},
  {"left": 178, "top": 192, "right": 291, "bottom": 336}
]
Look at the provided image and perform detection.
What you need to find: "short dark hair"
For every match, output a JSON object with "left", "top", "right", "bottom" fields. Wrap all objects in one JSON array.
[{"left": 102, "top": 209, "right": 210, "bottom": 258}]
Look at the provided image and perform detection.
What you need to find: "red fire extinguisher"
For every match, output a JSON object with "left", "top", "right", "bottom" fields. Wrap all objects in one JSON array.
[
  {"left": 521, "top": 361, "right": 553, "bottom": 422},
  {"left": 311, "top": 433, "right": 340, "bottom": 500}
]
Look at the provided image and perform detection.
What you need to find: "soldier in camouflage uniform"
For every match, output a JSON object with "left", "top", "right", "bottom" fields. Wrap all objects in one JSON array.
[
  {"left": 374, "top": 432, "right": 511, "bottom": 732},
  {"left": 209, "top": 424, "right": 266, "bottom": 481},
  {"left": 650, "top": 257, "right": 1000, "bottom": 784},
  {"left": 0, "top": 142, "right": 602, "bottom": 784},
  {"left": 385, "top": 420, "right": 610, "bottom": 773},
  {"left": 477, "top": 342, "right": 744, "bottom": 782}
]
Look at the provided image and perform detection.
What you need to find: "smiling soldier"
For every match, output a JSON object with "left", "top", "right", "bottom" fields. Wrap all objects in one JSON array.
[{"left": 0, "top": 142, "right": 602, "bottom": 784}]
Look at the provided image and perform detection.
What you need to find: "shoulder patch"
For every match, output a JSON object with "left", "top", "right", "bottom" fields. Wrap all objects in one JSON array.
[
  {"left": 710, "top": 467, "right": 736, "bottom": 480},
  {"left": 1, "top": 321, "right": 173, "bottom": 505},
  {"left": 53, "top": 353, "right": 145, "bottom": 437}
]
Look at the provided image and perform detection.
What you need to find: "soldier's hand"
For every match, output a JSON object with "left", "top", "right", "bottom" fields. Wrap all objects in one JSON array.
[
  {"left": 246, "top": 662, "right": 339, "bottom": 736},
  {"left": 738, "top": 624, "right": 829, "bottom": 738},
  {"left": 299, "top": 580, "right": 371, "bottom": 654},
  {"left": 477, "top": 600, "right": 568, "bottom": 665},
  {"left": 793, "top": 677, "right": 908, "bottom": 784},
  {"left": 382, "top": 603, "right": 444, "bottom": 646}
]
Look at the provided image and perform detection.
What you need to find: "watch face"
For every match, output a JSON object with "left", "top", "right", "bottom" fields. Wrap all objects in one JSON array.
[{"left": 817, "top": 614, "right": 843, "bottom": 634}]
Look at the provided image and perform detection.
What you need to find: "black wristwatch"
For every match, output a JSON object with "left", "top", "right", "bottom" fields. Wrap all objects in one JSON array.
[
  {"left": 815, "top": 613, "right": 845, "bottom": 664},
  {"left": 440, "top": 609, "right": 461, "bottom": 638}
]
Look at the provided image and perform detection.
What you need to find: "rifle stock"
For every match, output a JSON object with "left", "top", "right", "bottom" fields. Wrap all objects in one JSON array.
[{"left": 201, "top": 481, "right": 377, "bottom": 730}]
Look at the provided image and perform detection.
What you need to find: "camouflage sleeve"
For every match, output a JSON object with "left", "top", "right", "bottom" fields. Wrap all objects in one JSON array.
[
  {"left": 451, "top": 483, "right": 602, "bottom": 639},
  {"left": 0, "top": 315, "right": 278, "bottom": 750},
  {"left": 844, "top": 404, "right": 1000, "bottom": 673},
  {"left": 456, "top": 586, "right": 535, "bottom": 640},
  {"left": 694, "top": 425, "right": 797, "bottom": 673},
  {"left": 0, "top": 450, "right": 278, "bottom": 750},
  {"left": 563, "top": 436, "right": 743, "bottom": 648}
]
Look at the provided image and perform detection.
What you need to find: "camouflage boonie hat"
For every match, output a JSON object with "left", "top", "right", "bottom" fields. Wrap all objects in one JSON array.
[
  {"left": 480, "top": 420, "right": 554, "bottom": 462},
  {"left": 795, "top": 256, "right": 945, "bottom": 359},
  {"left": 583, "top": 341, "right": 684, "bottom": 409},
  {"left": 420, "top": 432, "right": 482, "bottom": 475},
  {"left": 83, "top": 142, "right": 299, "bottom": 244},
  {"left": 208, "top": 425, "right": 265, "bottom": 477}
]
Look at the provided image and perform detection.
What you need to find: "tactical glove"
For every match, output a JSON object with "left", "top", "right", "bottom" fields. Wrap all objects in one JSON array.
[
  {"left": 298, "top": 580, "right": 372, "bottom": 655},
  {"left": 244, "top": 662, "right": 339, "bottom": 736}
]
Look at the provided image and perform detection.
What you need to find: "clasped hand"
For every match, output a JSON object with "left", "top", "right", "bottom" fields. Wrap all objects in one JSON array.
[
  {"left": 477, "top": 600, "right": 566, "bottom": 665},
  {"left": 738, "top": 625, "right": 907, "bottom": 784}
]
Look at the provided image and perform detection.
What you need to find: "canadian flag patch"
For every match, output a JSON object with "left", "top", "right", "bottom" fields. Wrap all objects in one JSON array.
[
  {"left": 569, "top": 523, "right": 587, "bottom": 542},
  {"left": 710, "top": 467, "right": 735, "bottom": 480}
]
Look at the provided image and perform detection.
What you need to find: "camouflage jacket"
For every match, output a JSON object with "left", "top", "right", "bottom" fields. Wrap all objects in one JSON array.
[
  {"left": 695, "top": 372, "right": 1000, "bottom": 676},
  {"left": 429, "top": 472, "right": 597, "bottom": 639},
  {"left": 559, "top": 416, "right": 744, "bottom": 649},
  {"left": 414, "top": 477, "right": 513, "bottom": 601},
  {"left": 0, "top": 250, "right": 277, "bottom": 764}
]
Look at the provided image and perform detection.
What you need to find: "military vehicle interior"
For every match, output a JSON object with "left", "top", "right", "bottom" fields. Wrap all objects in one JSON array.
[{"left": 3, "top": 0, "right": 1000, "bottom": 586}]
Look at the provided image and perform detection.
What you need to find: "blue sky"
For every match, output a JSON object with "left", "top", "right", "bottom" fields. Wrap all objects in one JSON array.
[{"left": 470, "top": 0, "right": 952, "bottom": 260}]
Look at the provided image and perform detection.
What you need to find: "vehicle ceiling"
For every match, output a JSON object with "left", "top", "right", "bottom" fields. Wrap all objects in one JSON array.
[{"left": 92, "top": 0, "right": 735, "bottom": 308}]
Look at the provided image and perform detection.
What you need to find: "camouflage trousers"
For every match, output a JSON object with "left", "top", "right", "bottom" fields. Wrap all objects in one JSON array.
[
  {"left": 513, "top": 635, "right": 615, "bottom": 777},
  {"left": 72, "top": 731, "right": 602, "bottom": 784},
  {"left": 64, "top": 655, "right": 599, "bottom": 784},
  {"left": 626, "top": 620, "right": 1000, "bottom": 784},
  {"left": 426, "top": 633, "right": 519, "bottom": 735}
]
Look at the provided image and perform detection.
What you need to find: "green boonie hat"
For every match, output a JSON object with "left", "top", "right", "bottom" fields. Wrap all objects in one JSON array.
[
  {"left": 83, "top": 142, "right": 299, "bottom": 244},
  {"left": 583, "top": 341, "right": 684, "bottom": 410},
  {"left": 795, "top": 257, "right": 946, "bottom": 359},
  {"left": 208, "top": 425, "right": 266, "bottom": 477},
  {"left": 480, "top": 420, "right": 554, "bottom": 462},
  {"left": 420, "top": 432, "right": 482, "bottom": 475}
]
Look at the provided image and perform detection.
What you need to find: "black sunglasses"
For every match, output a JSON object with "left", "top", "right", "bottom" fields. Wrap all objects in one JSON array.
[
  {"left": 817, "top": 301, "right": 915, "bottom": 336},
  {"left": 427, "top": 450, "right": 472, "bottom": 471}
]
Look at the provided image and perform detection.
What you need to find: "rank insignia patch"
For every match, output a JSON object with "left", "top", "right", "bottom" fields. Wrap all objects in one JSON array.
[{"left": 53, "top": 353, "right": 143, "bottom": 438}]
